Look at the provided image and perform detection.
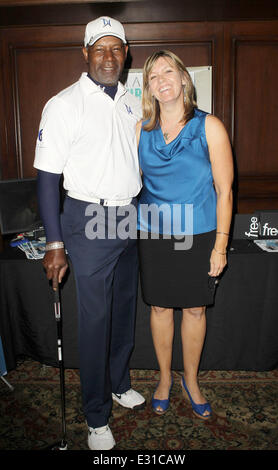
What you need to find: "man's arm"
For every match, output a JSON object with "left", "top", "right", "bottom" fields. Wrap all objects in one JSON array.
[{"left": 37, "top": 169, "right": 68, "bottom": 290}]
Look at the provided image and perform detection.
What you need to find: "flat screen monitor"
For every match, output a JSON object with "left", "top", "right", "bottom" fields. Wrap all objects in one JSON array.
[{"left": 0, "top": 178, "right": 41, "bottom": 235}]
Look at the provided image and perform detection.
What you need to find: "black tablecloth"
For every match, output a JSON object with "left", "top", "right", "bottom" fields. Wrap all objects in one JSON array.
[{"left": 1, "top": 240, "right": 278, "bottom": 372}]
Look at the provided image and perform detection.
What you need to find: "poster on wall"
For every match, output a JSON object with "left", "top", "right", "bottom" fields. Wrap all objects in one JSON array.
[{"left": 123, "top": 66, "right": 212, "bottom": 113}]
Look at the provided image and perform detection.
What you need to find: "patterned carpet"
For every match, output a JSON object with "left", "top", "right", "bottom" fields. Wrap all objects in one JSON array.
[{"left": 0, "top": 359, "right": 278, "bottom": 452}]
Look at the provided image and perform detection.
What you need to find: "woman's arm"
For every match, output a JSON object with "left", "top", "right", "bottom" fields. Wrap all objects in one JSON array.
[{"left": 205, "top": 115, "right": 234, "bottom": 277}]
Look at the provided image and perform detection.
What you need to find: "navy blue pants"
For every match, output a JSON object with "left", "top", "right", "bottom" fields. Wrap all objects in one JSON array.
[{"left": 61, "top": 196, "right": 138, "bottom": 427}]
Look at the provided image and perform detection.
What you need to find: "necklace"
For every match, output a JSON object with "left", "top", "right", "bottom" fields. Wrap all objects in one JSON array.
[{"left": 161, "top": 121, "right": 184, "bottom": 142}]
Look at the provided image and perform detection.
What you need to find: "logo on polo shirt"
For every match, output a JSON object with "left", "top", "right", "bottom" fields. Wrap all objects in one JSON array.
[
  {"left": 125, "top": 104, "right": 133, "bottom": 115},
  {"left": 38, "top": 129, "right": 43, "bottom": 141}
]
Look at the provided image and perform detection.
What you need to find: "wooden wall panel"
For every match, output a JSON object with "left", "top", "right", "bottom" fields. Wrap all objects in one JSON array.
[
  {"left": 15, "top": 46, "right": 86, "bottom": 177},
  {"left": 224, "top": 21, "right": 278, "bottom": 212},
  {"left": 0, "top": 25, "right": 85, "bottom": 179},
  {"left": 1, "top": 1, "right": 278, "bottom": 27},
  {"left": 234, "top": 41, "right": 278, "bottom": 175},
  {"left": 0, "top": 21, "right": 223, "bottom": 180}
]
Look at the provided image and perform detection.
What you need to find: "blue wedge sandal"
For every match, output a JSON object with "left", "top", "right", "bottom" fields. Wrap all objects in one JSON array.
[
  {"left": 152, "top": 376, "right": 173, "bottom": 415},
  {"left": 181, "top": 375, "right": 212, "bottom": 420}
]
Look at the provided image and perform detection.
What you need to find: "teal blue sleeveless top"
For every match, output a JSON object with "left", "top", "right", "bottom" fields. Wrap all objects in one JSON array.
[{"left": 138, "top": 108, "right": 217, "bottom": 235}]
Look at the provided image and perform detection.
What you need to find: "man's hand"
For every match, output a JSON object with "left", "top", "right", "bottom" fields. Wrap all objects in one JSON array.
[{"left": 42, "top": 248, "right": 68, "bottom": 290}]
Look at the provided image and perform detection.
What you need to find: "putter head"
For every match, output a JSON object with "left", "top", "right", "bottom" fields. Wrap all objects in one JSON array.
[{"left": 45, "top": 440, "right": 68, "bottom": 450}]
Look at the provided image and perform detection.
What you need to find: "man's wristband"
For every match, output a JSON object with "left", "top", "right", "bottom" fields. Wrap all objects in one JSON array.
[{"left": 45, "top": 241, "right": 65, "bottom": 252}]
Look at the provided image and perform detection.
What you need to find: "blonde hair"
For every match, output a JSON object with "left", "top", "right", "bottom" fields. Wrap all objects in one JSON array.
[{"left": 142, "top": 50, "right": 197, "bottom": 131}]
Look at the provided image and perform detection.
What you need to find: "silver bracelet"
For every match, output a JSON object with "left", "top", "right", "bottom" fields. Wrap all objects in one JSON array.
[{"left": 45, "top": 241, "right": 65, "bottom": 251}]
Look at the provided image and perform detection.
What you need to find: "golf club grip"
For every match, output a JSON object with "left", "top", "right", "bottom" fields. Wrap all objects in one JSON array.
[{"left": 53, "top": 288, "right": 60, "bottom": 304}]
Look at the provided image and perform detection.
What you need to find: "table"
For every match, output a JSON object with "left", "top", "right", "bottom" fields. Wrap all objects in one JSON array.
[{"left": 1, "top": 240, "right": 278, "bottom": 372}]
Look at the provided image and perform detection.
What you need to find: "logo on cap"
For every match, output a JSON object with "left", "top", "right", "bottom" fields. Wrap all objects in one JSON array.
[
  {"left": 102, "top": 18, "right": 112, "bottom": 28},
  {"left": 84, "top": 16, "right": 126, "bottom": 47}
]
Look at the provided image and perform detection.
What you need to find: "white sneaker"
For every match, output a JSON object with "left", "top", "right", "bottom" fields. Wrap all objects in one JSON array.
[
  {"left": 88, "top": 425, "right": 116, "bottom": 450},
  {"left": 112, "top": 388, "right": 146, "bottom": 410}
]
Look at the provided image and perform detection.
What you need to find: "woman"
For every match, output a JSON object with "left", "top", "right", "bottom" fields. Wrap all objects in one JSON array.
[{"left": 137, "top": 50, "right": 233, "bottom": 419}]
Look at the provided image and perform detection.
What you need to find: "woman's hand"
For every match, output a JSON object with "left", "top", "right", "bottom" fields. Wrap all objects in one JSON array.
[{"left": 208, "top": 247, "right": 227, "bottom": 277}]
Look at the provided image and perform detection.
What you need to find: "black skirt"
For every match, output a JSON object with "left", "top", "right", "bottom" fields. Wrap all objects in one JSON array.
[{"left": 138, "top": 230, "right": 217, "bottom": 309}]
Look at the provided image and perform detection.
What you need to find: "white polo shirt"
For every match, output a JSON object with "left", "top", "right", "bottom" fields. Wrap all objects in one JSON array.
[{"left": 34, "top": 72, "right": 142, "bottom": 203}]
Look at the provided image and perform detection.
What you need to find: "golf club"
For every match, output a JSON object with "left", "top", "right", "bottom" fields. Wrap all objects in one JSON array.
[{"left": 47, "top": 286, "right": 68, "bottom": 450}]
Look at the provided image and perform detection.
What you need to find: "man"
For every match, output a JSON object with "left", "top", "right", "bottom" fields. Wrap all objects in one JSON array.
[{"left": 34, "top": 16, "right": 145, "bottom": 451}]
